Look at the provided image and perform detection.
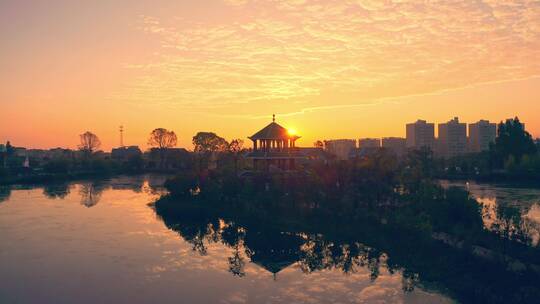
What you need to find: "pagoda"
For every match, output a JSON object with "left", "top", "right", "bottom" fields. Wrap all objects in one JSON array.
[{"left": 246, "top": 115, "right": 304, "bottom": 172}]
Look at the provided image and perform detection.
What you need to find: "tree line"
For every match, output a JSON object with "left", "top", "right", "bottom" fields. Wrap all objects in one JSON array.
[
  {"left": 0, "top": 128, "right": 247, "bottom": 184},
  {"left": 436, "top": 117, "right": 540, "bottom": 180}
]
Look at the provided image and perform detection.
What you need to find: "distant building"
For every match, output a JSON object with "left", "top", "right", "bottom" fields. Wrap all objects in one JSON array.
[
  {"left": 358, "top": 138, "right": 381, "bottom": 149},
  {"left": 0, "top": 144, "right": 6, "bottom": 168},
  {"left": 438, "top": 117, "right": 467, "bottom": 158},
  {"left": 246, "top": 115, "right": 305, "bottom": 172},
  {"left": 355, "top": 138, "right": 381, "bottom": 157},
  {"left": 469, "top": 120, "right": 497, "bottom": 153},
  {"left": 46, "top": 148, "right": 74, "bottom": 159},
  {"left": 112, "top": 146, "right": 142, "bottom": 160},
  {"left": 298, "top": 147, "right": 327, "bottom": 162},
  {"left": 13, "top": 147, "right": 28, "bottom": 158},
  {"left": 147, "top": 147, "right": 192, "bottom": 169},
  {"left": 92, "top": 150, "right": 110, "bottom": 160},
  {"left": 406, "top": 120, "right": 435, "bottom": 150},
  {"left": 382, "top": 137, "right": 406, "bottom": 157},
  {"left": 324, "top": 139, "right": 356, "bottom": 161}
]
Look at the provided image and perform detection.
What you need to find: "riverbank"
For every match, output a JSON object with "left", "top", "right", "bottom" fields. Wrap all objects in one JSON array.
[
  {"left": 0, "top": 169, "right": 180, "bottom": 186},
  {"left": 0, "top": 172, "right": 118, "bottom": 186}
]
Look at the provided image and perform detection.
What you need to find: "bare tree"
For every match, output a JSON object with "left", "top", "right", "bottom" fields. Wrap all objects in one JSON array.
[
  {"left": 148, "top": 128, "right": 177, "bottom": 168},
  {"left": 79, "top": 182, "right": 104, "bottom": 208},
  {"left": 78, "top": 131, "right": 101, "bottom": 155},
  {"left": 314, "top": 140, "right": 324, "bottom": 149}
]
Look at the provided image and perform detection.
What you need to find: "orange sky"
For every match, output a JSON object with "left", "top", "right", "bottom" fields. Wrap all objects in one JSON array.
[{"left": 1, "top": 0, "right": 539, "bottom": 151}]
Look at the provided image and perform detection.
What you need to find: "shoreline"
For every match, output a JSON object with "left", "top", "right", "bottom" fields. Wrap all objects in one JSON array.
[{"left": 0, "top": 170, "right": 175, "bottom": 187}]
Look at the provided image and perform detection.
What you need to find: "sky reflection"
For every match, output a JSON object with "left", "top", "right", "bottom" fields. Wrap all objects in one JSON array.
[{"left": 0, "top": 176, "right": 452, "bottom": 304}]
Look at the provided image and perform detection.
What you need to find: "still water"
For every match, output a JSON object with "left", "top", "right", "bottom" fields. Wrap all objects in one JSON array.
[
  {"left": 442, "top": 180, "right": 540, "bottom": 246},
  {"left": 0, "top": 176, "right": 453, "bottom": 304}
]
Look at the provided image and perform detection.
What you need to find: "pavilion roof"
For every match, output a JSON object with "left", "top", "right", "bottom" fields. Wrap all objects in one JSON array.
[{"left": 249, "top": 121, "right": 299, "bottom": 140}]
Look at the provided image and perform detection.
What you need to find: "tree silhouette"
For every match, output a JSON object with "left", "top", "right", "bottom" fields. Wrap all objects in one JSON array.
[
  {"left": 0, "top": 186, "right": 11, "bottom": 203},
  {"left": 148, "top": 128, "right": 178, "bottom": 168},
  {"left": 5, "top": 141, "right": 14, "bottom": 157},
  {"left": 314, "top": 140, "right": 324, "bottom": 149},
  {"left": 494, "top": 117, "right": 537, "bottom": 164},
  {"left": 192, "top": 132, "right": 228, "bottom": 153},
  {"left": 228, "top": 139, "right": 244, "bottom": 175},
  {"left": 192, "top": 132, "right": 229, "bottom": 172},
  {"left": 78, "top": 131, "right": 101, "bottom": 155},
  {"left": 43, "top": 183, "right": 71, "bottom": 199}
]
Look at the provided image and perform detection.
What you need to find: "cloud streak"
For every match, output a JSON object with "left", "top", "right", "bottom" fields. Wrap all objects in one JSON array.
[{"left": 114, "top": 0, "right": 540, "bottom": 116}]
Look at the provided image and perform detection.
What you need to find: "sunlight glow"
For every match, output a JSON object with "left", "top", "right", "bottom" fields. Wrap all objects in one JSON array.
[
  {"left": 0, "top": 0, "right": 539, "bottom": 150},
  {"left": 288, "top": 128, "right": 298, "bottom": 136}
]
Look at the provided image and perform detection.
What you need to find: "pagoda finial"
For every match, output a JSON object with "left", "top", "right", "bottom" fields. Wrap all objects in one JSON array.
[{"left": 272, "top": 114, "right": 275, "bottom": 122}]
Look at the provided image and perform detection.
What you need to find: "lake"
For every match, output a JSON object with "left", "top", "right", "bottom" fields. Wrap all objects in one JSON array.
[
  {"left": 1, "top": 176, "right": 539, "bottom": 303},
  {"left": 441, "top": 180, "right": 540, "bottom": 246}
]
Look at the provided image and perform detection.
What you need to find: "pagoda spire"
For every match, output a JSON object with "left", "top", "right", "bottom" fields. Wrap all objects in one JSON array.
[{"left": 272, "top": 114, "right": 275, "bottom": 122}]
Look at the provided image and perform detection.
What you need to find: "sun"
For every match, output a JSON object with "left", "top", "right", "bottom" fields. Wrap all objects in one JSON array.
[{"left": 288, "top": 128, "right": 298, "bottom": 136}]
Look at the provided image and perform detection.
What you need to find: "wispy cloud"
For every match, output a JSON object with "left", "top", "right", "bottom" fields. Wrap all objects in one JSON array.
[{"left": 113, "top": 0, "right": 540, "bottom": 115}]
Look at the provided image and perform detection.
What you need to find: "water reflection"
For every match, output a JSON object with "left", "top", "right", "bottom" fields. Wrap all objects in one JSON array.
[
  {"left": 0, "top": 175, "right": 169, "bottom": 207},
  {"left": 43, "top": 183, "right": 71, "bottom": 199},
  {"left": 154, "top": 195, "right": 540, "bottom": 304},
  {"left": 0, "top": 186, "right": 11, "bottom": 203},
  {"left": 157, "top": 207, "right": 414, "bottom": 289},
  {"left": 2, "top": 177, "right": 539, "bottom": 303},
  {"left": 78, "top": 182, "right": 105, "bottom": 207},
  {"left": 442, "top": 180, "right": 540, "bottom": 246}
]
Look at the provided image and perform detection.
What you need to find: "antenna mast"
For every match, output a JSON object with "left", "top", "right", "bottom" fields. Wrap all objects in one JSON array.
[{"left": 119, "top": 125, "right": 124, "bottom": 147}]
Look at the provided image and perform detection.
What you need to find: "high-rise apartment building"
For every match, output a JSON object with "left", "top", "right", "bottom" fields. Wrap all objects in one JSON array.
[
  {"left": 406, "top": 120, "right": 435, "bottom": 150},
  {"left": 469, "top": 120, "right": 497, "bottom": 153},
  {"left": 438, "top": 117, "right": 467, "bottom": 158}
]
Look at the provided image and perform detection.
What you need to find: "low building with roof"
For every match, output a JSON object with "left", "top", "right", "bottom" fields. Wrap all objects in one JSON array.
[
  {"left": 0, "top": 144, "right": 6, "bottom": 168},
  {"left": 324, "top": 139, "right": 356, "bottom": 161},
  {"left": 112, "top": 146, "right": 142, "bottom": 160}
]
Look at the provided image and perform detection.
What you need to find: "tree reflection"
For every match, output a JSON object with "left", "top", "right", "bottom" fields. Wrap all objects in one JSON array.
[
  {"left": 155, "top": 200, "right": 416, "bottom": 290},
  {"left": 0, "top": 186, "right": 11, "bottom": 203},
  {"left": 79, "top": 182, "right": 106, "bottom": 207},
  {"left": 43, "top": 183, "right": 71, "bottom": 199},
  {"left": 228, "top": 243, "right": 246, "bottom": 277},
  {"left": 154, "top": 196, "right": 540, "bottom": 304},
  {"left": 482, "top": 202, "right": 538, "bottom": 246},
  {"left": 401, "top": 271, "right": 420, "bottom": 293}
]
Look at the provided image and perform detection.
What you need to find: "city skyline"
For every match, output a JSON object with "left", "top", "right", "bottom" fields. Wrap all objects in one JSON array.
[
  {"left": 1, "top": 115, "right": 531, "bottom": 152},
  {"left": 1, "top": 0, "right": 539, "bottom": 150}
]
